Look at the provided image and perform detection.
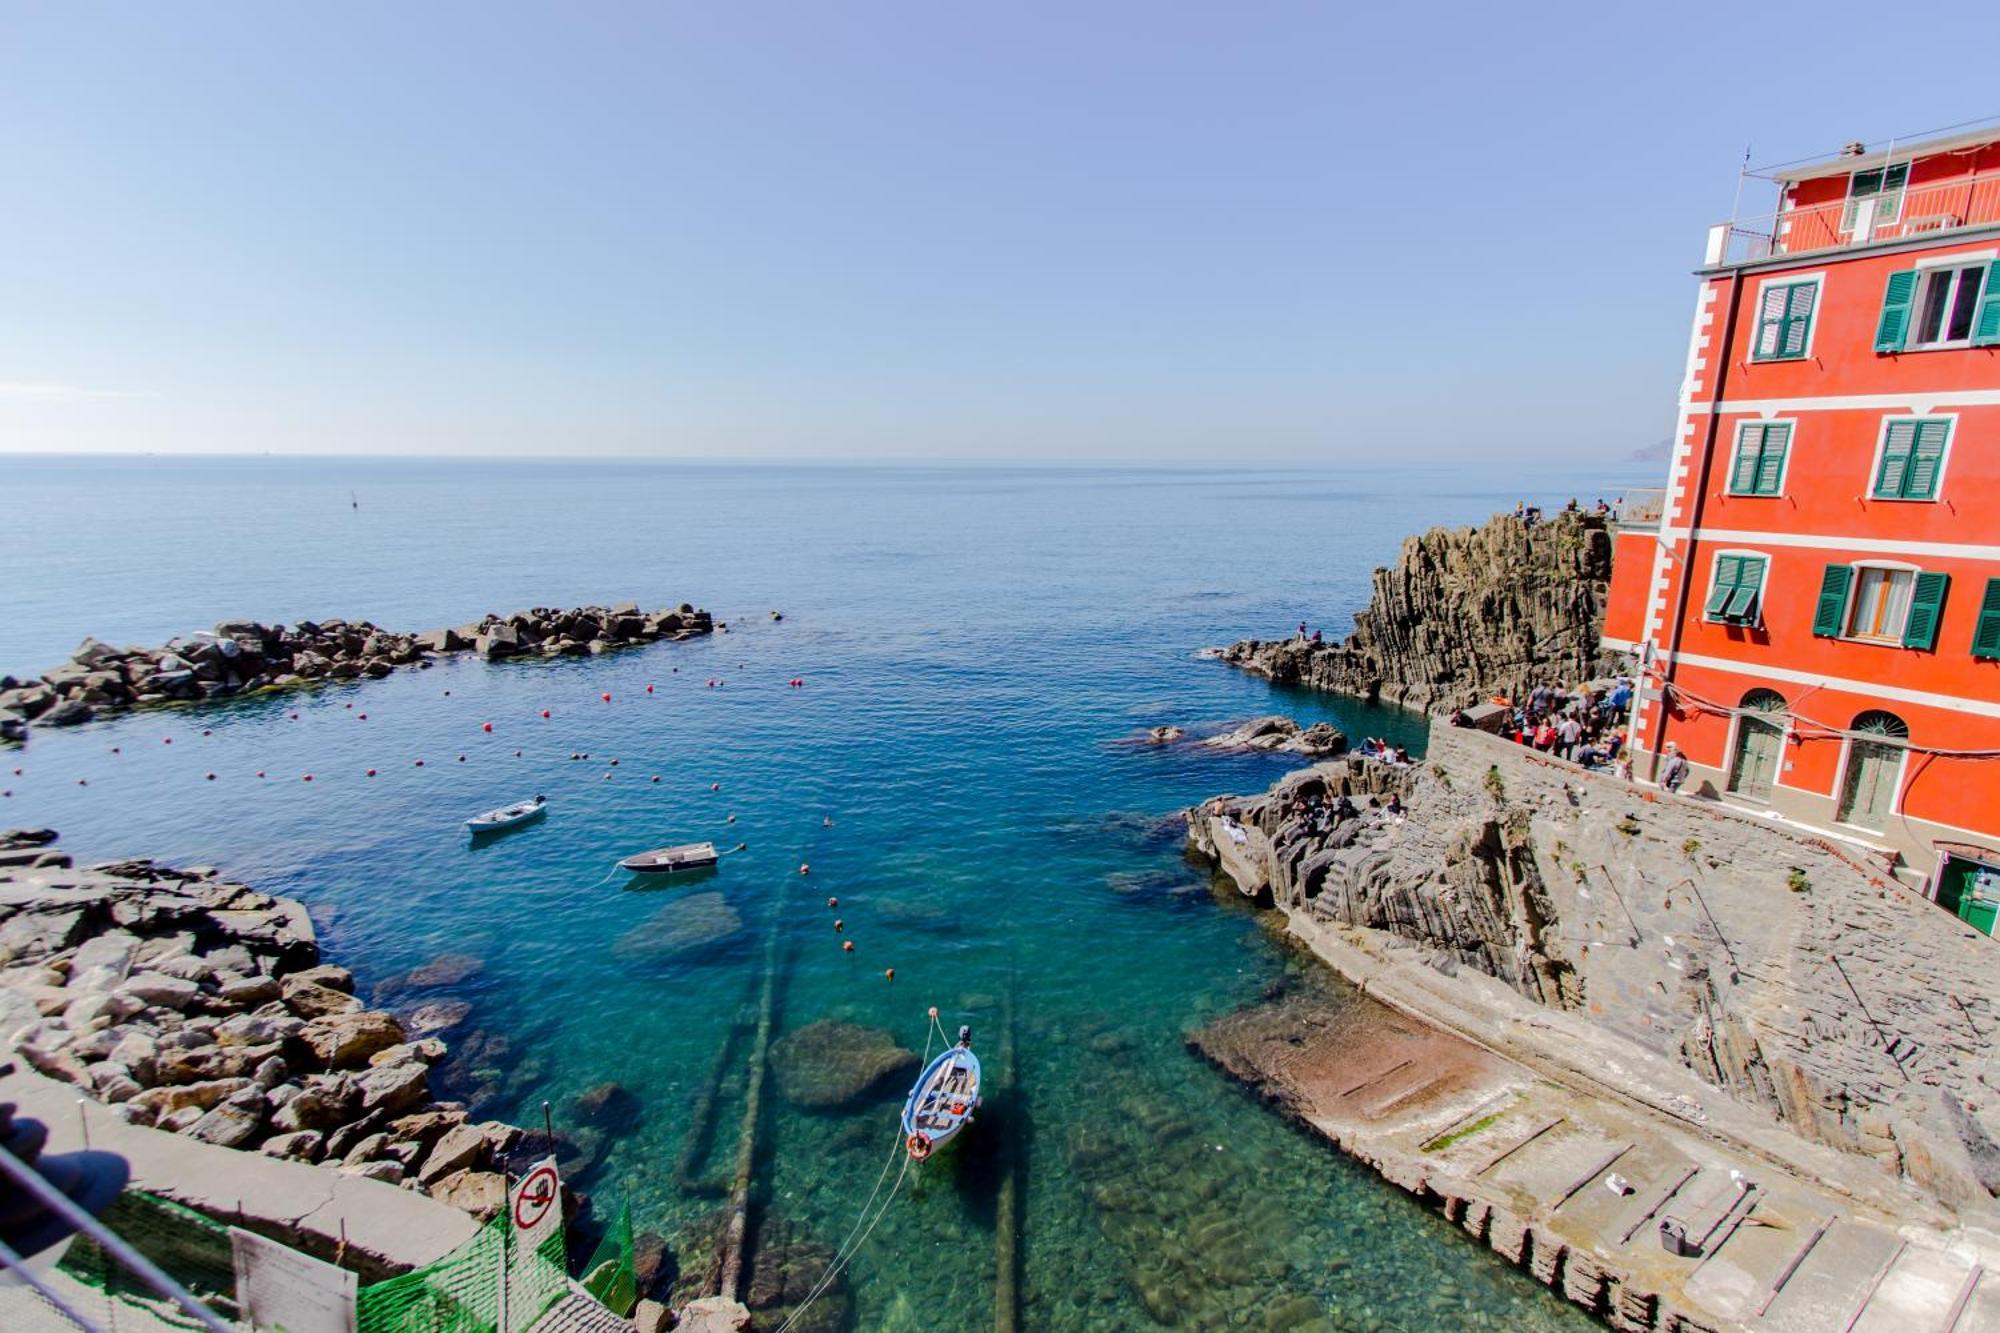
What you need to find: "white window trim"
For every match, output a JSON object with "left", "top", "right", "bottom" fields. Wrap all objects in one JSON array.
[
  {"left": 1844, "top": 162, "right": 1910, "bottom": 229},
  {"left": 1904, "top": 261, "right": 1991, "bottom": 352},
  {"left": 1703, "top": 548, "right": 1770, "bottom": 627},
  {"left": 1749, "top": 273, "right": 1825, "bottom": 362},
  {"left": 1866, "top": 413, "right": 1955, "bottom": 503},
  {"left": 1723, "top": 699, "right": 1792, "bottom": 800},
  {"left": 1725, "top": 418, "right": 1794, "bottom": 497},
  {"left": 1840, "top": 560, "right": 1922, "bottom": 646},
  {"left": 1833, "top": 730, "right": 1911, "bottom": 833}
]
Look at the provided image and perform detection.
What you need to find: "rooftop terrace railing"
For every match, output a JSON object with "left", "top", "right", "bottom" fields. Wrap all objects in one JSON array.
[
  {"left": 1708, "top": 167, "right": 2000, "bottom": 265},
  {"left": 1615, "top": 488, "right": 1666, "bottom": 529}
]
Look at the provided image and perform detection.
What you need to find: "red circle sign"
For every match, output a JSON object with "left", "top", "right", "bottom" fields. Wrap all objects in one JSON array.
[{"left": 513, "top": 1165, "right": 559, "bottom": 1231}]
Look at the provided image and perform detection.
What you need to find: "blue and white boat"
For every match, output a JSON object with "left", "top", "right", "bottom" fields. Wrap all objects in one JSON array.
[
  {"left": 901, "top": 1026, "right": 981, "bottom": 1160},
  {"left": 466, "top": 794, "right": 547, "bottom": 835}
]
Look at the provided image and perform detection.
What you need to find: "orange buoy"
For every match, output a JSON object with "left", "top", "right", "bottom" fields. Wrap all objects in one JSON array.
[
  {"left": 482, "top": 722, "right": 493, "bottom": 732},
  {"left": 834, "top": 919, "right": 844, "bottom": 931},
  {"left": 842, "top": 940, "right": 854, "bottom": 953},
  {"left": 885, "top": 969, "right": 895, "bottom": 982},
  {"left": 827, "top": 896, "right": 838, "bottom": 908}
]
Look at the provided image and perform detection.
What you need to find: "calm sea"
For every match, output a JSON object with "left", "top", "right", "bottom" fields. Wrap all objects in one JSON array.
[{"left": 1, "top": 456, "right": 1636, "bottom": 1329}]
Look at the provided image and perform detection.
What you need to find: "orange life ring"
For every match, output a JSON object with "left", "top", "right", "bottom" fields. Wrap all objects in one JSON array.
[
  {"left": 906, "top": 1134, "right": 931, "bottom": 1161},
  {"left": 949, "top": 1101, "right": 967, "bottom": 1116}
]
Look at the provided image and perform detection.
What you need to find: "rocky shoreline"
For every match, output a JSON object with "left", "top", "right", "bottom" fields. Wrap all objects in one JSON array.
[
  {"left": 0, "top": 601, "right": 717, "bottom": 742},
  {"left": 0, "top": 829, "right": 537, "bottom": 1225},
  {"left": 1218, "top": 510, "right": 1614, "bottom": 713}
]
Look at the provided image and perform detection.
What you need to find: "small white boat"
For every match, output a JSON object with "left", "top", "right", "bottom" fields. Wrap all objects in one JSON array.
[
  {"left": 618, "top": 842, "right": 719, "bottom": 875},
  {"left": 466, "top": 795, "right": 547, "bottom": 834},
  {"left": 901, "top": 1027, "right": 981, "bottom": 1160}
]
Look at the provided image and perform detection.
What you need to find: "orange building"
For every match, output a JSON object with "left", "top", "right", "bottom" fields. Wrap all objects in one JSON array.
[{"left": 1603, "top": 123, "right": 2000, "bottom": 927}]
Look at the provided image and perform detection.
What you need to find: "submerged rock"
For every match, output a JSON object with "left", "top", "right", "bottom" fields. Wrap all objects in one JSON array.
[
  {"left": 767, "top": 1020, "right": 918, "bottom": 1110},
  {"left": 1200, "top": 715, "right": 1347, "bottom": 756},
  {"left": 613, "top": 893, "right": 744, "bottom": 965}
]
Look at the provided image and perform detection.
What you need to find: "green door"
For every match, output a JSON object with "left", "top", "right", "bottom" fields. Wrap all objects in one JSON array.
[
  {"left": 1727, "top": 716, "right": 1782, "bottom": 801},
  {"left": 1837, "top": 739, "right": 1903, "bottom": 831},
  {"left": 1943, "top": 858, "right": 2000, "bottom": 936}
]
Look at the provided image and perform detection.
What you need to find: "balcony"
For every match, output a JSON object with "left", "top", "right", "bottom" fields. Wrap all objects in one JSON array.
[{"left": 1707, "top": 167, "right": 2000, "bottom": 266}]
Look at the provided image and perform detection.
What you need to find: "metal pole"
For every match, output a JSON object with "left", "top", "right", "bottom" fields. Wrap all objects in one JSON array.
[{"left": 0, "top": 1145, "right": 234, "bottom": 1333}]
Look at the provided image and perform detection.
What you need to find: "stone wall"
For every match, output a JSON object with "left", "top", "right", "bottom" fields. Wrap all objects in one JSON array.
[
  {"left": 1187, "top": 723, "right": 2000, "bottom": 1216},
  {"left": 1218, "top": 510, "right": 1615, "bottom": 713}
]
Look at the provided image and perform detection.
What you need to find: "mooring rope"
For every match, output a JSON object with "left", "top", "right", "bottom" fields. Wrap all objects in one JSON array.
[{"left": 774, "top": 1013, "right": 942, "bottom": 1333}]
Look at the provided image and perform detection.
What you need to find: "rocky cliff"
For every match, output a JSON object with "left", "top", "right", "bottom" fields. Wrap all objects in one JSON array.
[
  {"left": 1219, "top": 511, "right": 1615, "bottom": 713},
  {"left": 1187, "top": 725, "right": 2000, "bottom": 1215}
]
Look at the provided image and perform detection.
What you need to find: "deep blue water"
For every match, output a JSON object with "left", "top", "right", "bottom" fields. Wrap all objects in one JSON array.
[{"left": 0, "top": 458, "right": 1636, "bottom": 1329}]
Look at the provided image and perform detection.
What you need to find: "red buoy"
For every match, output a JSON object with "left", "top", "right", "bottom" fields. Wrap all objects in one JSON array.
[
  {"left": 651, "top": 775, "right": 660, "bottom": 783},
  {"left": 457, "top": 755, "right": 466, "bottom": 762},
  {"left": 366, "top": 768, "right": 377, "bottom": 777},
  {"left": 833, "top": 919, "right": 844, "bottom": 932},
  {"left": 482, "top": 722, "right": 493, "bottom": 733},
  {"left": 415, "top": 759, "right": 425, "bottom": 767},
  {"left": 827, "top": 896, "right": 838, "bottom": 908},
  {"left": 710, "top": 782, "right": 720, "bottom": 792},
  {"left": 884, "top": 968, "right": 895, "bottom": 982},
  {"left": 646, "top": 684, "right": 654, "bottom": 694},
  {"left": 202, "top": 728, "right": 213, "bottom": 736},
  {"left": 257, "top": 771, "right": 266, "bottom": 778},
  {"left": 541, "top": 710, "right": 551, "bottom": 719},
  {"left": 163, "top": 737, "right": 172, "bottom": 745},
  {"left": 303, "top": 774, "right": 314, "bottom": 782},
  {"left": 601, "top": 692, "right": 612, "bottom": 703},
  {"left": 842, "top": 940, "right": 855, "bottom": 953},
  {"left": 205, "top": 773, "right": 216, "bottom": 781},
  {"left": 799, "top": 863, "right": 810, "bottom": 875},
  {"left": 358, "top": 713, "right": 367, "bottom": 720}
]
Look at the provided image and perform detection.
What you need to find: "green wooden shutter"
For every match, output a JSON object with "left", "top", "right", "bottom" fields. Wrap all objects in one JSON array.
[
  {"left": 1902, "top": 572, "right": 1949, "bottom": 650},
  {"left": 1779, "top": 283, "right": 1816, "bottom": 357},
  {"left": 1875, "top": 421, "right": 1916, "bottom": 497},
  {"left": 1725, "top": 557, "right": 1767, "bottom": 621},
  {"left": 1753, "top": 285, "right": 1787, "bottom": 360},
  {"left": 1904, "top": 421, "right": 1949, "bottom": 499},
  {"left": 1730, "top": 428, "right": 1763, "bottom": 493},
  {"left": 1973, "top": 579, "right": 2000, "bottom": 659},
  {"left": 1754, "top": 424, "right": 1789, "bottom": 495},
  {"left": 1973, "top": 261, "right": 2000, "bottom": 347},
  {"left": 1875, "top": 270, "right": 1917, "bottom": 352},
  {"left": 1812, "top": 564, "right": 1854, "bottom": 637},
  {"left": 1705, "top": 555, "right": 1741, "bottom": 617}
]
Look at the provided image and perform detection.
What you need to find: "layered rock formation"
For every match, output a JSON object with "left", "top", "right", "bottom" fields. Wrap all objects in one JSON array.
[
  {"left": 1186, "top": 724, "right": 2000, "bottom": 1215},
  {"left": 0, "top": 830, "right": 528, "bottom": 1221},
  {"left": 0, "top": 601, "right": 715, "bottom": 741},
  {"left": 1219, "top": 510, "right": 1614, "bottom": 713}
]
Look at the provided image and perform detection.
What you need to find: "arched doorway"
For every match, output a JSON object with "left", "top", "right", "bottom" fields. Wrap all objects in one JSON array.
[
  {"left": 1837, "top": 710, "right": 1909, "bottom": 831},
  {"left": 1727, "top": 689, "right": 1787, "bottom": 801}
]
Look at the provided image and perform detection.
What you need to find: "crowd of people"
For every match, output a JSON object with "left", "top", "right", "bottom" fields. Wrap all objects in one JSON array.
[
  {"left": 1452, "top": 677, "right": 1638, "bottom": 778},
  {"left": 1278, "top": 785, "right": 1408, "bottom": 836},
  {"left": 1354, "top": 735, "right": 1413, "bottom": 766},
  {"left": 1511, "top": 497, "right": 1617, "bottom": 528}
]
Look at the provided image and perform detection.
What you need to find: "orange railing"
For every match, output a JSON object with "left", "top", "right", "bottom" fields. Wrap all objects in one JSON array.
[{"left": 1710, "top": 168, "right": 2000, "bottom": 265}]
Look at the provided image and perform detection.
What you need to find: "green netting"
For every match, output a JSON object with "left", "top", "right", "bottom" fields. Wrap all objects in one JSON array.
[
  {"left": 355, "top": 1213, "right": 570, "bottom": 1333},
  {"left": 55, "top": 1191, "right": 244, "bottom": 1329},
  {"left": 578, "top": 1206, "right": 636, "bottom": 1317}
]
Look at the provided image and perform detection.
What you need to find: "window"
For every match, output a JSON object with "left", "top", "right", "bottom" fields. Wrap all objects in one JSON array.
[
  {"left": 1876, "top": 260, "right": 2000, "bottom": 351},
  {"left": 1872, "top": 418, "right": 1949, "bottom": 500},
  {"left": 1843, "top": 162, "right": 1908, "bottom": 231},
  {"left": 1727, "top": 422, "right": 1790, "bottom": 496},
  {"left": 1838, "top": 711, "right": 1908, "bottom": 831},
  {"left": 1910, "top": 263, "right": 1988, "bottom": 348},
  {"left": 1814, "top": 563, "right": 1949, "bottom": 648},
  {"left": 1976, "top": 579, "right": 2000, "bottom": 661},
  {"left": 1704, "top": 553, "right": 1767, "bottom": 626},
  {"left": 1751, "top": 280, "right": 1817, "bottom": 361}
]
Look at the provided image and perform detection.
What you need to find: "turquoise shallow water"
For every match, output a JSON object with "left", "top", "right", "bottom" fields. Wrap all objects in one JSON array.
[{"left": 0, "top": 458, "right": 1634, "bottom": 1329}]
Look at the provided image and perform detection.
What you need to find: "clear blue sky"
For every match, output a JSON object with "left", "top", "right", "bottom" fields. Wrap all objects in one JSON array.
[{"left": 3, "top": 3, "right": 1994, "bottom": 462}]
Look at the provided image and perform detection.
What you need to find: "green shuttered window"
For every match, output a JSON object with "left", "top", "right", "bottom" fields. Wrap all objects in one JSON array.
[
  {"left": 1975, "top": 261, "right": 2000, "bottom": 347},
  {"left": 1705, "top": 553, "right": 1767, "bottom": 626},
  {"left": 1728, "top": 422, "right": 1790, "bottom": 496},
  {"left": 1876, "top": 270, "right": 1918, "bottom": 352},
  {"left": 1812, "top": 565, "right": 1855, "bottom": 637},
  {"left": 1873, "top": 419, "right": 1949, "bottom": 500},
  {"left": 1752, "top": 281, "right": 1817, "bottom": 361},
  {"left": 1974, "top": 580, "right": 2000, "bottom": 661},
  {"left": 1901, "top": 572, "right": 1949, "bottom": 651}
]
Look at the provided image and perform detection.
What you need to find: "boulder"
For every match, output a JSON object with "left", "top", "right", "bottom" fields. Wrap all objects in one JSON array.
[
  {"left": 132, "top": 1077, "right": 252, "bottom": 1117},
  {"left": 428, "top": 1169, "right": 506, "bottom": 1221},
  {"left": 282, "top": 978, "right": 361, "bottom": 1019},
  {"left": 185, "top": 1093, "right": 265, "bottom": 1147},
  {"left": 216, "top": 975, "right": 282, "bottom": 1007},
  {"left": 572, "top": 1082, "right": 642, "bottom": 1134},
  {"left": 675, "top": 1298, "right": 752, "bottom": 1333},
  {"left": 297, "top": 1010, "right": 405, "bottom": 1068},
  {"left": 344, "top": 1160, "right": 405, "bottom": 1185},
  {"left": 288, "top": 964, "right": 355, "bottom": 994},
  {"left": 613, "top": 893, "right": 744, "bottom": 965},
  {"left": 356, "top": 1059, "right": 430, "bottom": 1115},
  {"left": 768, "top": 1020, "right": 919, "bottom": 1110},
  {"left": 269, "top": 1076, "right": 358, "bottom": 1133},
  {"left": 417, "top": 1122, "right": 489, "bottom": 1187},
  {"left": 260, "top": 1130, "right": 325, "bottom": 1162},
  {"left": 404, "top": 1000, "right": 472, "bottom": 1037}
]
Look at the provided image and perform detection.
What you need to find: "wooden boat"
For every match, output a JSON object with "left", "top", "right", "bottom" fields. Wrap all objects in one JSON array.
[
  {"left": 618, "top": 841, "right": 720, "bottom": 875},
  {"left": 901, "top": 1027, "right": 981, "bottom": 1160},
  {"left": 466, "top": 795, "right": 547, "bottom": 834}
]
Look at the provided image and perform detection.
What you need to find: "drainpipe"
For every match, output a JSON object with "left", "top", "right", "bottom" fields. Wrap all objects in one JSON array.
[{"left": 1645, "top": 266, "right": 1748, "bottom": 783}]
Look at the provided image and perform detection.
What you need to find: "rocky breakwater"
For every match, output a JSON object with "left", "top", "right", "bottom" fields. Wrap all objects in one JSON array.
[
  {"left": 1218, "top": 510, "right": 1614, "bottom": 714},
  {"left": 0, "top": 601, "right": 716, "bottom": 741},
  {"left": 0, "top": 830, "right": 527, "bottom": 1224}
]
